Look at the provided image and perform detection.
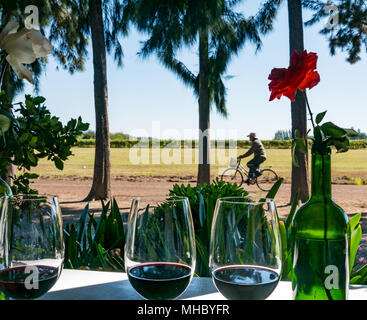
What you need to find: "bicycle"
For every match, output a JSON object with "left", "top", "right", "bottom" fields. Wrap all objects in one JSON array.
[{"left": 220, "top": 158, "right": 279, "bottom": 192}]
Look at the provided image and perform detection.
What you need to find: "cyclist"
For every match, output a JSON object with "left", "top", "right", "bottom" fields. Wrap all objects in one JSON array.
[{"left": 237, "top": 133, "right": 267, "bottom": 185}]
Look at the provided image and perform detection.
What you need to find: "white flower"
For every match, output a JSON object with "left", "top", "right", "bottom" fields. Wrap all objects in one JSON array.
[{"left": 0, "top": 20, "right": 52, "bottom": 84}]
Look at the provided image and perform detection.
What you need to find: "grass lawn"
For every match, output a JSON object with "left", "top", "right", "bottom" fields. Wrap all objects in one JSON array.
[{"left": 29, "top": 147, "right": 367, "bottom": 182}]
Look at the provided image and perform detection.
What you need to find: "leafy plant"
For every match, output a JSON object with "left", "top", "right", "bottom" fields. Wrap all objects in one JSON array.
[
  {"left": 348, "top": 212, "right": 367, "bottom": 285},
  {"left": 169, "top": 177, "right": 283, "bottom": 277},
  {"left": 63, "top": 199, "right": 125, "bottom": 271},
  {"left": 0, "top": 93, "right": 89, "bottom": 193},
  {"left": 292, "top": 110, "right": 359, "bottom": 166},
  {"left": 278, "top": 192, "right": 299, "bottom": 280}
]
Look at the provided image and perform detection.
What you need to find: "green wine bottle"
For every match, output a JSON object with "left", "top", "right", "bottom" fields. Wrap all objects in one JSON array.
[
  {"left": 291, "top": 147, "right": 349, "bottom": 300},
  {"left": 0, "top": 178, "right": 12, "bottom": 197}
]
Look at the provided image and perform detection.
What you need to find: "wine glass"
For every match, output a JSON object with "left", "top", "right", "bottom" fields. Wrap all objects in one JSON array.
[
  {"left": 209, "top": 197, "right": 282, "bottom": 300},
  {"left": 125, "top": 196, "right": 196, "bottom": 300},
  {"left": 0, "top": 195, "right": 64, "bottom": 299}
]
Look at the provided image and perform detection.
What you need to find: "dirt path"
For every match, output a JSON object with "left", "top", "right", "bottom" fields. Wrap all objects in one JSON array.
[{"left": 33, "top": 175, "right": 367, "bottom": 220}]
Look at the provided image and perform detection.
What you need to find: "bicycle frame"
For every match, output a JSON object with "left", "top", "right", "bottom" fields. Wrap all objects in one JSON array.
[
  {"left": 235, "top": 161, "right": 249, "bottom": 176},
  {"left": 235, "top": 160, "right": 272, "bottom": 176},
  {"left": 222, "top": 159, "right": 278, "bottom": 192}
]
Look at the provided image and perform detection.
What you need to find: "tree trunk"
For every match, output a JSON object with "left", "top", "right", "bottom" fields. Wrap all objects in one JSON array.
[
  {"left": 197, "top": 28, "right": 210, "bottom": 186},
  {"left": 85, "top": 0, "right": 111, "bottom": 201},
  {"left": 288, "top": 0, "right": 310, "bottom": 203},
  {"left": 5, "top": 162, "right": 15, "bottom": 187}
]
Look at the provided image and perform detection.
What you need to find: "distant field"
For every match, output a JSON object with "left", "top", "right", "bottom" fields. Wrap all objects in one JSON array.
[{"left": 29, "top": 147, "right": 367, "bottom": 182}]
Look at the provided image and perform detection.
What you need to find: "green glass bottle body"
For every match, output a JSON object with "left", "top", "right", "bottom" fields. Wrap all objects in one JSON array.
[{"left": 291, "top": 148, "right": 349, "bottom": 300}]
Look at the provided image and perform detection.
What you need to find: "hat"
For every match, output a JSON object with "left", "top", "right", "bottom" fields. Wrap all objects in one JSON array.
[{"left": 247, "top": 132, "right": 256, "bottom": 138}]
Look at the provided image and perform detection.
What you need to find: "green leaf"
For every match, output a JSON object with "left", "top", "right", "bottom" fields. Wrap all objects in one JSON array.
[
  {"left": 195, "top": 237, "right": 210, "bottom": 276},
  {"left": 26, "top": 151, "right": 37, "bottom": 166},
  {"left": 54, "top": 157, "right": 64, "bottom": 170},
  {"left": 29, "top": 136, "right": 38, "bottom": 147},
  {"left": 350, "top": 275, "right": 362, "bottom": 284},
  {"left": 344, "top": 128, "right": 359, "bottom": 138},
  {"left": 294, "top": 129, "right": 301, "bottom": 138},
  {"left": 315, "top": 111, "right": 327, "bottom": 124},
  {"left": 314, "top": 126, "right": 323, "bottom": 142},
  {"left": 321, "top": 122, "right": 347, "bottom": 138},
  {"left": 350, "top": 264, "right": 367, "bottom": 284},
  {"left": 349, "top": 213, "right": 361, "bottom": 232},
  {"left": 350, "top": 225, "right": 362, "bottom": 274},
  {"left": 77, "top": 204, "right": 89, "bottom": 244},
  {"left": 264, "top": 178, "right": 283, "bottom": 200},
  {"left": 19, "top": 133, "right": 30, "bottom": 143},
  {"left": 0, "top": 115, "right": 10, "bottom": 134},
  {"left": 25, "top": 95, "right": 34, "bottom": 108},
  {"left": 33, "top": 96, "right": 46, "bottom": 105},
  {"left": 67, "top": 224, "right": 78, "bottom": 268},
  {"left": 295, "top": 138, "right": 307, "bottom": 154},
  {"left": 112, "top": 198, "right": 124, "bottom": 239},
  {"left": 292, "top": 144, "right": 299, "bottom": 167},
  {"left": 96, "top": 244, "right": 111, "bottom": 269},
  {"left": 279, "top": 221, "right": 289, "bottom": 280},
  {"left": 285, "top": 192, "right": 299, "bottom": 230},
  {"left": 25, "top": 173, "right": 39, "bottom": 179},
  {"left": 326, "top": 136, "right": 350, "bottom": 153}
]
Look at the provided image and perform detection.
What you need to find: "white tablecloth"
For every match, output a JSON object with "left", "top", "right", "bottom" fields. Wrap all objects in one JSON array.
[{"left": 39, "top": 269, "right": 367, "bottom": 300}]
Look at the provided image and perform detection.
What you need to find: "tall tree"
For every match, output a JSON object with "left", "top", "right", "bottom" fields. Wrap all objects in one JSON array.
[
  {"left": 50, "top": 0, "right": 127, "bottom": 200},
  {"left": 123, "top": 0, "right": 261, "bottom": 185},
  {"left": 1, "top": 1, "right": 127, "bottom": 200},
  {"left": 288, "top": 0, "right": 309, "bottom": 202},
  {"left": 256, "top": 0, "right": 309, "bottom": 202},
  {"left": 285, "top": 0, "right": 367, "bottom": 200},
  {"left": 85, "top": 0, "right": 111, "bottom": 200}
]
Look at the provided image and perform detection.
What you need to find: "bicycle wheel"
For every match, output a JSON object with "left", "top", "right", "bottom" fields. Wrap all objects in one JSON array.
[
  {"left": 256, "top": 169, "right": 279, "bottom": 192},
  {"left": 220, "top": 168, "right": 245, "bottom": 187}
]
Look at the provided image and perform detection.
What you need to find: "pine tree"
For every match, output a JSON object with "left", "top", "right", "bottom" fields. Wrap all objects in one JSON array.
[
  {"left": 123, "top": 0, "right": 262, "bottom": 185},
  {"left": 256, "top": 0, "right": 310, "bottom": 202}
]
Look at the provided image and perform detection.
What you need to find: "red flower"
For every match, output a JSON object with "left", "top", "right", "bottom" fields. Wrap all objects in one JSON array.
[{"left": 268, "top": 50, "right": 320, "bottom": 102}]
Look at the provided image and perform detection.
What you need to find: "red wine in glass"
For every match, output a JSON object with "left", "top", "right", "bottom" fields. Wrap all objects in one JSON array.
[
  {"left": 128, "top": 262, "right": 192, "bottom": 300},
  {"left": 213, "top": 265, "right": 279, "bottom": 300},
  {"left": 0, "top": 265, "right": 60, "bottom": 300},
  {"left": 210, "top": 197, "right": 282, "bottom": 300},
  {"left": 0, "top": 195, "right": 65, "bottom": 300},
  {"left": 125, "top": 197, "right": 196, "bottom": 300}
]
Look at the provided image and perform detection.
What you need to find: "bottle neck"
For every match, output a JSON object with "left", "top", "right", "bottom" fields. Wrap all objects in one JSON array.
[{"left": 311, "top": 151, "right": 331, "bottom": 198}]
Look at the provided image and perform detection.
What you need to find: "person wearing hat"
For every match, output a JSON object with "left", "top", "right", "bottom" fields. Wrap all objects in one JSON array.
[{"left": 237, "top": 133, "right": 267, "bottom": 185}]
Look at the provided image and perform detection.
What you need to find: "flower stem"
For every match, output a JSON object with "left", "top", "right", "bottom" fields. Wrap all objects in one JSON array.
[{"left": 302, "top": 90, "right": 315, "bottom": 129}]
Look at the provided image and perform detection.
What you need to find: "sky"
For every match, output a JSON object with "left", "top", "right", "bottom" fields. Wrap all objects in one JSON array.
[{"left": 18, "top": 1, "right": 367, "bottom": 140}]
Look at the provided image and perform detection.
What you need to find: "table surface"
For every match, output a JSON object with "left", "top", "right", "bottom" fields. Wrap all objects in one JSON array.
[{"left": 38, "top": 269, "right": 367, "bottom": 300}]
